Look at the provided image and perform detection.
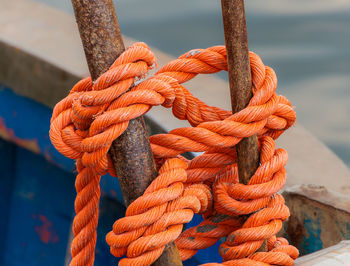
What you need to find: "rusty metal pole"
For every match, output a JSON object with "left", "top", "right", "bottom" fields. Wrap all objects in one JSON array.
[
  {"left": 70, "top": 0, "right": 182, "bottom": 265},
  {"left": 221, "top": 0, "right": 267, "bottom": 252},
  {"left": 220, "top": 0, "right": 259, "bottom": 185}
]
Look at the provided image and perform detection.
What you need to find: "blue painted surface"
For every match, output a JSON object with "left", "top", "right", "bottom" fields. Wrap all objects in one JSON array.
[
  {"left": 2, "top": 146, "right": 75, "bottom": 265},
  {"left": 0, "top": 84, "right": 124, "bottom": 204},
  {"left": 302, "top": 217, "right": 323, "bottom": 255},
  {"left": 0, "top": 139, "right": 16, "bottom": 265},
  {"left": 0, "top": 84, "right": 73, "bottom": 173}
]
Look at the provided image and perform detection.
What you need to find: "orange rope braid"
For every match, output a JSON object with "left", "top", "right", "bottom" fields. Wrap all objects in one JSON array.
[{"left": 50, "top": 42, "right": 299, "bottom": 265}]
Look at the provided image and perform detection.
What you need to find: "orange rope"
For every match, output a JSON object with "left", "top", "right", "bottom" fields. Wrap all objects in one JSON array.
[{"left": 50, "top": 42, "right": 299, "bottom": 265}]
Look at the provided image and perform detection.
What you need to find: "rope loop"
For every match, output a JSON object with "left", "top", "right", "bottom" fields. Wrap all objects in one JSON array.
[{"left": 50, "top": 42, "right": 298, "bottom": 265}]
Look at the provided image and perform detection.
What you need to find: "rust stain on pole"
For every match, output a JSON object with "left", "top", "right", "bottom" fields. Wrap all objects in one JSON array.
[
  {"left": 220, "top": 0, "right": 259, "bottom": 186},
  {"left": 71, "top": 0, "right": 182, "bottom": 264},
  {"left": 221, "top": 0, "right": 267, "bottom": 252}
]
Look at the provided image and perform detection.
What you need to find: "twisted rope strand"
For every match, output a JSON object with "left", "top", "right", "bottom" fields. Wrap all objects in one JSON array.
[{"left": 49, "top": 42, "right": 299, "bottom": 265}]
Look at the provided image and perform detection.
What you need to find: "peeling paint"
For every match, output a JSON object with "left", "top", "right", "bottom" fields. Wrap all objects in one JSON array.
[
  {"left": 34, "top": 215, "right": 59, "bottom": 244},
  {"left": 0, "top": 117, "right": 40, "bottom": 154},
  {"left": 109, "top": 189, "right": 117, "bottom": 198},
  {"left": 284, "top": 189, "right": 350, "bottom": 256},
  {"left": 186, "top": 49, "right": 201, "bottom": 58}
]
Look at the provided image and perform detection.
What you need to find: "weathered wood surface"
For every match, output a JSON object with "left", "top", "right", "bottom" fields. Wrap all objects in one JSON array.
[{"left": 283, "top": 184, "right": 350, "bottom": 256}]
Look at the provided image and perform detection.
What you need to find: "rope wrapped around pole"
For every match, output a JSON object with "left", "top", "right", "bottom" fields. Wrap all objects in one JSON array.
[
  {"left": 50, "top": 42, "right": 299, "bottom": 265},
  {"left": 50, "top": 1, "right": 300, "bottom": 265},
  {"left": 69, "top": 0, "right": 182, "bottom": 265}
]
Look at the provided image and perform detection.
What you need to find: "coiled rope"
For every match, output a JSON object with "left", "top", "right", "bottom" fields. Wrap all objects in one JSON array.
[{"left": 50, "top": 42, "right": 299, "bottom": 265}]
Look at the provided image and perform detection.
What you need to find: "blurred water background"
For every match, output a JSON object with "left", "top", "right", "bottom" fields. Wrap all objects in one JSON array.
[{"left": 37, "top": 0, "right": 350, "bottom": 167}]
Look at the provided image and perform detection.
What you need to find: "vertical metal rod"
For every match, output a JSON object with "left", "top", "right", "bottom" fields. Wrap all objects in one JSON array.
[
  {"left": 220, "top": 0, "right": 259, "bottom": 187},
  {"left": 221, "top": 0, "right": 267, "bottom": 252},
  {"left": 71, "top": 0, "right": 182, "bottom": 264}
]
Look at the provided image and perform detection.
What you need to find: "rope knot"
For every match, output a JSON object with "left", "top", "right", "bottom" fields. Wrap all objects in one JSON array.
[
  {"left": 50, "top": 43, "right": 156, "bottom": 166},
  {"left": 49, "top": 43, "right": 299, "bottom": 266}
]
